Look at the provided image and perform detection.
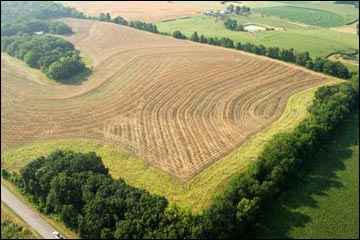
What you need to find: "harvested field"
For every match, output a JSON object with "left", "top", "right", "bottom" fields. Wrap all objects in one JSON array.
[
  {"left": 60, "top": 1, "right": 223, "bottom": 23},
  {"left": 1, "top": 18, "right": 336, "bottom": 182}
]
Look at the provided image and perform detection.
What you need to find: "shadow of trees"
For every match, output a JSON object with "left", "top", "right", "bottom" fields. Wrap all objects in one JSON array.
[
  {"left": 246, "top": 113, "right": 359, "bottom": 239},
  {"left": 57, "top": 67, "right": 93, "bottom": 86}
]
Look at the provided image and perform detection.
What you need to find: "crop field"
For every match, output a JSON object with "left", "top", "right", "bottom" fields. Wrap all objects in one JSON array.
[
  {"left": 60, "top": 1, "right": 224, "bottom": 22},
  {"left": 1, "top": 18, "right": 337, "bottom": 183},
  {"left": 1, "top": 18, "right": 338, "bottom": 182},
  {"left": 253, "top": 1, "right": 359, "bottom": 27},
  {"left": 1, "top": 83, "right": 341, "bottom": 213},
  {"left": 156, "top": 15, "right": 359, "bottom": 59},
  {"left": 251, "top": 6, "right": 345, "bottom": 28},
  {"left": 271, "top": 1, "right": 359, "bottom": 24}
]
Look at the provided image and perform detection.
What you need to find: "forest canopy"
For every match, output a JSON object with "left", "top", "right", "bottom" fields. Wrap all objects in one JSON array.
[{"left": 1, "top": 1, "right": 86, "bottom": 81}]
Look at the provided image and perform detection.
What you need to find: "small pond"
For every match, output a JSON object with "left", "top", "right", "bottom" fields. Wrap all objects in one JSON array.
[{"left": 244, "top": 25, "right": 266, "bottom": 31}]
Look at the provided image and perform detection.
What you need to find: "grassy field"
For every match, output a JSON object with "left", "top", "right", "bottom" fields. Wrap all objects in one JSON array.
[
  {"left": 255, "top": 6, "right": 346, "bottom": 27},
  {"left": 250, "top": 113, "right": 359, "bottom": 239},
  {"left": 271, "top": 1, "right": 359, "bottom": 24},
  {"left": 156, "top": 14, "right": 358, "bottom": 58},
  {"left": 1, "top": 202, "right": 39, "bottom": 239},
  {"left": 1, "top": 82, "right": 341, "bottom": 213}
]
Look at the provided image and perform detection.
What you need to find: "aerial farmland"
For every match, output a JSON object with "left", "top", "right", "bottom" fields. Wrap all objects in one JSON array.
[{"left": 1, "top": 1, "right": 359, "bottom": 239}]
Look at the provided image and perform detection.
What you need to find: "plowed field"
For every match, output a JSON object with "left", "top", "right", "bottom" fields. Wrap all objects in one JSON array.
[
  {"left": 60, "top": 1, "right": 223, "bottom": 22},
  {"left": 1, "top": 18, "right": 335, "bottom": 181}
]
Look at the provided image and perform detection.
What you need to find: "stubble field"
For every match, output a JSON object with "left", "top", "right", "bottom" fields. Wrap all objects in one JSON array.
[
  {"left": 1, "top": 18, "right": 335, "bottom": 183},
  {"left": 60, "top": 1, "right": 224, "bottom": 22}
]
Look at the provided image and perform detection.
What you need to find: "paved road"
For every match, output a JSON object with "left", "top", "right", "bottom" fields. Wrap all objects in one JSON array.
[{"left": 1, "top": 183, "right": 57, "bottom": 239}]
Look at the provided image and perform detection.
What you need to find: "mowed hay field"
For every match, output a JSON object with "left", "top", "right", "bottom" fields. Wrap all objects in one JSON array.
[
  {"left": 254, "top": 6, "right": 346, "bottom": 27},
  {"left": 60, "top": 1, "right": 224, "bottom": 22},
  {"left": 1, "top": 18, "right": 337, "bottom": 182}
]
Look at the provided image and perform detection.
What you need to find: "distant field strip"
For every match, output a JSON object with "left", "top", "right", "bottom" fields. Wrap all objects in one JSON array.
[
  {"left": 60, "top": 1, "right": 224, "bottom": 23},
  {"left": 254, "top": 6, "right": 346, "bottom": 27},
  {"left": 1, "top": 18, "right": 335, "bottom": 182},
  {"left": 1, "top": 82, "right": 340, "bottom": 213}
]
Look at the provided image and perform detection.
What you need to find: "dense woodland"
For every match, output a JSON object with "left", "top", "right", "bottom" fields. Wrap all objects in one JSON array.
[
  {"left": 3, "top": 151, "right": 199, "bottom": 239},
  {"left": 1, "top": 1, "right": 86, "bottom": 81}
]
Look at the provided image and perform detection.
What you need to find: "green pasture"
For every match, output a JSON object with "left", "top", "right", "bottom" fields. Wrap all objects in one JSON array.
[
  {"left": 254, "top": 6, "right": 346, "bottom": 27},
  {"left": 156, "top": 15, "right": 358, "bottom": 58}
]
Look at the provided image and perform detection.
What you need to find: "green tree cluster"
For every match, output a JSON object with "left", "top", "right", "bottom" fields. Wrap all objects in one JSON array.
[
  {"left": 172, "top": 30, "right": 186, "bottom": 39},
  {"left": 129, "top": 20, "right": 159, "bottom": 33},
  {"left": 12, "top": 150, "right": 201, "bottom": 239},
  {"left": 99, "top": 12, "right": 112, "bottom": 22},
  {"left": 235, "top": 5, "right": 251, "bottom": 14},
  {"left": 2, "top": 35, "right": 85, "bottom": 81},
  {"left": 49, "top": 22, "right": 73, "bottom": 35},
  {"left": 1, "top": 1, "right": 86, "bottom": 81},
  {"left": 227, "top": 4, "right": 251, "bottom": 14},
  {"left": 1, "top": 1, "right": 84, "bottom": 37},
  {"left": 224, "top": 19, "right": 245, "bottom": 31},
  {"left": 95, "top": 12, "right": 159, "bottom": 34}
]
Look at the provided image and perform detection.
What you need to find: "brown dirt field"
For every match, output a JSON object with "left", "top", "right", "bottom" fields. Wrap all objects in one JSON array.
[
  {"left": 1, "top": 18, "right": 336, "bottom": 181},
  {"left": 60, "top": 1, "right": 224, "bottom": 23}
]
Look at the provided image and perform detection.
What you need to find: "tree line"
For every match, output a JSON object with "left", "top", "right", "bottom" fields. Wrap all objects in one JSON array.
[
  {"left": 94, "top": 12, "right": 159, "bottom": 33},
  {"left": 227, "top": 4, "right": 251, "bottom": 15},
  {"left": 169, "top": 30, "right": 352, "bottom": 79},
  {"left": 95, "top": 12, "right": 353, "bottom": 79},
  {"left": 2, "top": 79, "right": 358, "bottom": 239},
  {"left": 16, "top": 1, "right": 348, "bottom": 80},
  {"left": 198, "top": 81, "right": 358, "bottom": 238}
]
